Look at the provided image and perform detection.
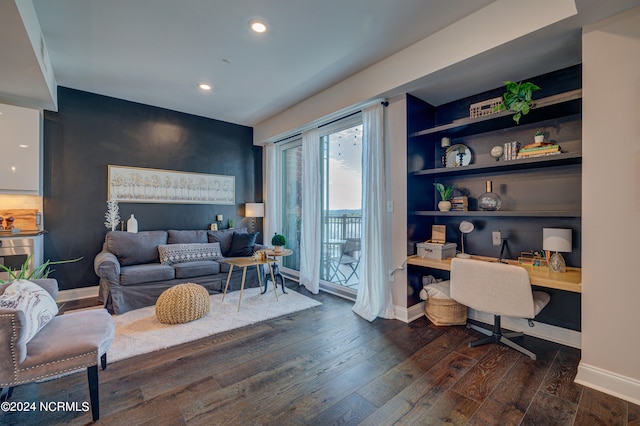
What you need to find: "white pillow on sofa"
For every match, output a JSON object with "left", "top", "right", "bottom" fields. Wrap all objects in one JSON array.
[
  {"left": 158, "top": 242, "right": 223, "bottom": 265},
  {"left": 0, "top": 279, "right": 59, "bottom": 343}
]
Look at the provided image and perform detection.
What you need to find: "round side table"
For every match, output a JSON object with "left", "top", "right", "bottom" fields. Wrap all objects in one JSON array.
[{"left": 261, "top": 248, "right": 293, "bottom": 294}]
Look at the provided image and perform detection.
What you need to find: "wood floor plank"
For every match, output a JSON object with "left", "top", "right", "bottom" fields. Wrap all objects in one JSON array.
[
  {"left": 308, "top": 391, "right": 378, "bottom": 425},
  {"left": 404, "top": 389, "right": 481, "bottom": 425},
  {"left": 360, "top": 351, "right": 477, "bottom": 426},
  {"left": 541, "top": 346, "right": 583, "bottom": 404},
  {"left": 357, "top": 326, "right": 466, "bottom": 407},
  {"left": 467, "top": 345, "right": 557, "bottom": 425},
  {"left": 574, "top": 386, "right": 628, "bottom": 426},
  {"left": 451, "top": 344, "right": 521, "bottom": 403},
  {"left": 521, "top": 390, "right": 578, "bottom": 426},
  {"left": 629, "top": 400, "right": 640, "bottom": 425}
]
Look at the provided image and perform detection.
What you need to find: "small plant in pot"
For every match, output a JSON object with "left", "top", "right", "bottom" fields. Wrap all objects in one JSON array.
[
  {"left": 271, "top": 233, "right": 286, "bottom": 253},
  {"left": 434, "top": 183, "right": 454, "bottom": 212},
  {"left": 495, "top": 80, "right": 541, "bottom": 124},
  {"left": 534, "top": 131, "right": 544, "bottom": 143},
  {"left": 0, "top": 255, "right": 83, "bottom": 284}
]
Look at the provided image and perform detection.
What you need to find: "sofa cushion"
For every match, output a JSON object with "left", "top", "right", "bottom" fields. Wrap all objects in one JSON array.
[
  {"left": 158, "top": 243, "right": 223, "bottom": 265},
  {"left": 227, "top": 232, "right": 258, "bottom": 257},
  {"left": 107, "top": 231, "right": 168, "bottom": 266},
  {"left": 120, "top": 263, "right": 175, "bottom": 286},
  {"left": 208, "top": 227, "right": 247, "bottom": 257},
  {"left": 167, "top": 230, "right": 209, "bottom": 244},
  {"left": 173, "top": 261, "right": 221, "bottom": 279},
  {"left": 0, "top": 279, "right": 59, "bottom": 343}
]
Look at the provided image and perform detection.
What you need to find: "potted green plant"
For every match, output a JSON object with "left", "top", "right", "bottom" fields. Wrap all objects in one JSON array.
[
  {"left": 0, "top": 255, "right": 83, "bottom": 284},
  {"left": 495, "top": 80, "right": 541, "bottom": 124},
  {"left": 434, "top": 183, "right": 454, "bottom": 211},
  {"left": 228, "top": 218, "right": 235, "bottom": 229},
  {"left": 534, "top": 130, "right": 544, "bottom": 143},
  {"left": 271, "top": 233, "right": 286, "bottom": 253}
]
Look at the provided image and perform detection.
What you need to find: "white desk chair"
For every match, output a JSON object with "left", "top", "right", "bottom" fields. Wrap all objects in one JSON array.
[{"left": 450, "top": 258, "right": 550, "bottom": 360}]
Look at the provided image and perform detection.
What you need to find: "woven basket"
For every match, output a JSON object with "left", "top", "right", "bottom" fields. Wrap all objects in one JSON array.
[
  {"left": 424, "top": 297, "right": 467, "bottom": 326},
  {"left": 156, "top": 283, "right": 211, "bottom": 324}
]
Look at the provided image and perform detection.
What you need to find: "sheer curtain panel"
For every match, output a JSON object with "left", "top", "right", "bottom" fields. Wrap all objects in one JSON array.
[
  {"left": 264, "top": 143, "right": 278, "bottom": 243},
  {"left": 352, "top": 103, "right": 395, "bottom": 321},
  {"left": 299, "top": 129, "right": 321, "bottom": 294}
]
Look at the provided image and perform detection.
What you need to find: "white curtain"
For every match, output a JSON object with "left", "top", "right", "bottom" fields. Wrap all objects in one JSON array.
[
  {"left": 299, "top": 128, "right": 321, "bottom": 294},
  {"left": 353, "top": 103, "right": 395, "bottom": 321},
  {"left": 264, "top": 143, "right": 278, "bottom": 242}
]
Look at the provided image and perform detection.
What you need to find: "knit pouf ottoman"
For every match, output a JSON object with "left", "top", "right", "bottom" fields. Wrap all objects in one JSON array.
[{"left": 155, "top": 283, "right": 211, "bottom": 324}]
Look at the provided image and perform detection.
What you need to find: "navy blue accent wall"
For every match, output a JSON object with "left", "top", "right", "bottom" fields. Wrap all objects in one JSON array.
[{"left": 43, "top": 87, "right": 261, "bottom": 290}]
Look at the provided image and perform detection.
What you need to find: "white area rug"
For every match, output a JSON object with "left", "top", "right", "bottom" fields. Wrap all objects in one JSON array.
[{"left": 108, "top": 288, "right": 321, "bottom": 363}]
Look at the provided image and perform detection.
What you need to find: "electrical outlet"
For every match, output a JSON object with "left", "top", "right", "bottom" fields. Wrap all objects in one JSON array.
[{"left": 492, "top": 230, "right": 502, "bottom": 246}]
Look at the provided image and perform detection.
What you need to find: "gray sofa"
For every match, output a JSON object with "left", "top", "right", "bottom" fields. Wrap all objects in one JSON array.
[{"left": 94, "top": 228, "right": 265, "bottom": 315}]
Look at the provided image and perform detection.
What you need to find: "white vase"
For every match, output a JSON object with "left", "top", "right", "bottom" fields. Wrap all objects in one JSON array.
[
  {"left": 274, "top": 245, "right": 283, "bottom": 253},
  {"left": 438, "top": 201, "right": 452, "bottom": 211},
  {"left": 534, "top": 135, "right": 544, "bottom": 143},
  {"left": 127, "top": 214, "right": 138, "bottom": 233}
]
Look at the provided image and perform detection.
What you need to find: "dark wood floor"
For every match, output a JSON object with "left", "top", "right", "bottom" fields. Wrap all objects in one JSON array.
[{"left": 5, "top": 283, "right": 639, "bottom": 425}]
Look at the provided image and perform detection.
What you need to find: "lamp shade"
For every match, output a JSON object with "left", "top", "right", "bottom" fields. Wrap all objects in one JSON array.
[
  {"left": 543, "top": 228, "right": 572, "bottom": 253},
  {"left": 216, "top": 214, "right": 223, "bottom": 222},
  {"left": 245, "top": 203, "right": 264, "bottom": 218}
]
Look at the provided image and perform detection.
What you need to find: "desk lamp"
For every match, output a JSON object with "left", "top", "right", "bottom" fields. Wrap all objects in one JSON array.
[
  {"left": 543, "top": 228, "right": 572, "bottom": 272},
  {"left": 457, "top": 220, "right": 474, "bottom": 258},
  {"left": 245, "top": 203, "right": 264, "bottom": 233}
]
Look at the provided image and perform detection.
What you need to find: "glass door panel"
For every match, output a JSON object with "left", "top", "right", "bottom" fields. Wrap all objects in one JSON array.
[
  {"left": 320, "top": 121, "right": 363, "bottom": 291},
  {"left": 281, "top": 142, "right": 302, "bottom": 270}
]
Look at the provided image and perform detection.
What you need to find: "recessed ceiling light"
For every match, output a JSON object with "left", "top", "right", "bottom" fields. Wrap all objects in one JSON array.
[
  {"left": 250, "top": 20, "right": 267, "bottom": 33},
  {"left": 18, "top": 144, "right": 29, "bottom": 148},
  {"left": 198, "top": 83, "right": 212, "bottom": 91}
]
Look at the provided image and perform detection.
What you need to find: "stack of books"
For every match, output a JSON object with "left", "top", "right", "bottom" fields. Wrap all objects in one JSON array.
[
  {"left": 450, "top": 196, "right": 468, "bottom": 211},
  {"left": 517, "top": 142, "right": 561, "bottom": 159}
]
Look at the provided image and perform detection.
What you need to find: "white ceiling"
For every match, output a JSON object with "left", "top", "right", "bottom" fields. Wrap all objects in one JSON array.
[{"left": 1, "top": 0, "right": 640, "bottom": 127}]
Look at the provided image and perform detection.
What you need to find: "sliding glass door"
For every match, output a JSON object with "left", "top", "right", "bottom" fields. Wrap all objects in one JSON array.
[
  {"left": 319, "top": 116, "right": 363, "bottom": 291},
  {"left": 280, "top": 139, "right": 302, "bottom": 270},
  {"left": 275, "top": 115, "right": 363, "bottom": 294}
]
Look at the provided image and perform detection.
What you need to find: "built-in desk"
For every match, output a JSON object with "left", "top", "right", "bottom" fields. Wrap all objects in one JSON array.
[{"left": 406, "top": 255, "right": 582, "bottom": 293}]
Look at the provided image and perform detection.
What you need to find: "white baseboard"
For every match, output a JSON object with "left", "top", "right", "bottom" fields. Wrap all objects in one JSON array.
[
  {"left": 575, "top": 362, "right": 640, "bottom": 405},
  {"left": 468, "top": 310, "right": 582, "bottom": 349},
  {"left": 57, "top": 285, "right": 99, "bottom": 302},
  {"left": 394, "top": 301, "right": 425, "bottom": 323},
  {"left": 398, "top": 304, "right": 581, "bottom": 348}
]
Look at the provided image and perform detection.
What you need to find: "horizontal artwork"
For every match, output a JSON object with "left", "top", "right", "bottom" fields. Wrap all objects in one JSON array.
[{"left": 108, "top": 165, "right": 235, "bottom": 205}]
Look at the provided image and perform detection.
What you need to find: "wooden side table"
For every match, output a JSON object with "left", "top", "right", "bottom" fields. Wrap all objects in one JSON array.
[
  {"left": 261, "top": 248, "right": 293, "bottom": 294},
  {"left": 222, "top": 257, "right": 278, "bottom": 311}
]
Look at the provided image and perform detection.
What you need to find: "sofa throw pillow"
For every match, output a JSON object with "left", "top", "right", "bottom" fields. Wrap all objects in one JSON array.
[
  {"left": 158, "top": 243, "right": 223, "bottom": 265},
  {"left": 0, "top": 279, "right": 59, "bottom": 343},
  {"left": 106, "top": 230, "right": 168, "bottom": 266},
  {"left": 227, "top": 232, "right": 258, "bottom": 257},
  {"left": 207, "top": 227, "right": 248, "bottom": 257}
]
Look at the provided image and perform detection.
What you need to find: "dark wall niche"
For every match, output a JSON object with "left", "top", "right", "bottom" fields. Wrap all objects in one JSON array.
[{"left": 43, "top": 87, "right": 262, "bottom": 290}]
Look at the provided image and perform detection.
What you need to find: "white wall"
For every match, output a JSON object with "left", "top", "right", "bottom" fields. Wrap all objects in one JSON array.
[
  {"left": 385, "top": 95, "right": 411, "bottom": 318},
  {"left": 576, "top": 6, "right": 640, "bottom": 404}
]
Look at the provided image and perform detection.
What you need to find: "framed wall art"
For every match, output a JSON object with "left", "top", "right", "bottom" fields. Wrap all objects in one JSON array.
[{"left": 108, "top": 165, "right": 235, "bottom": 205}]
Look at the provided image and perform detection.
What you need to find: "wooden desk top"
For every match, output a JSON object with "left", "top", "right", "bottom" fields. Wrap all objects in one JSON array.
[{"left": 406, "top": 255, "right": 582, "bottom": 293}]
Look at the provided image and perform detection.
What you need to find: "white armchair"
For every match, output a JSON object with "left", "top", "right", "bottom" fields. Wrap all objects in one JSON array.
[
  {"left": 450, "top": 258, "right": 550, "bottom": 360},
  {"left": 0, "top": 278, "right": 114, "bottom": 421}
]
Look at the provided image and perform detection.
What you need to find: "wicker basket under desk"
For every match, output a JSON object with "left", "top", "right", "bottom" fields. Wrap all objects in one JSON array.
[{"left": 424, "top": 297, "right": 468, "bottom": 326}]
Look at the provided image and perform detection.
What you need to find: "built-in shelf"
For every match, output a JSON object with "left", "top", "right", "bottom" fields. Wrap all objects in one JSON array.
[
  {"left": 410, "top": 89, "right": 582, "bottom": 138},
  {"left": 412, "top": 210, "right": 581, "bottom": 218},
  {"left": 410, "top": 151, "right": 582, "bottom": 177}
]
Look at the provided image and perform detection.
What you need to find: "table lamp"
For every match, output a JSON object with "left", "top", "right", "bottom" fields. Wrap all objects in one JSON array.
[
  {"left": 457, "top": 220, "right": 474, "bottom": 258},
  {"left": 543, "top": 228, "right": 572, "bottom": 272},
  {"left": 245, "top": 203, "right": 264, "bottom": 233}
]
